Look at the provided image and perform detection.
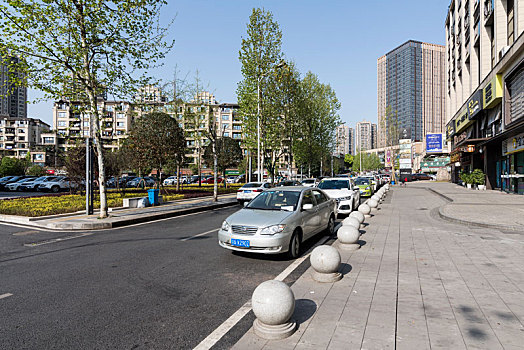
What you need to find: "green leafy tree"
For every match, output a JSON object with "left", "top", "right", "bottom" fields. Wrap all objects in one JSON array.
[
  {"left": 344, "top": 154, "right": 354, "bottom": 169},
  {"left": 353, "top": 152, "right": 382, "bottom": 172},
  {"left": 0, "top": 0, "right": 174, "bottom": 217},
  {"left": 203, "top": 137, "right": 243, "bottom": 184},
  {"left": 0, "top": 157, "right": 24, "bottom": 176},
  {"left": 27, "top": 165, "right": 46, "bottom": 176},
  {"left": 237, "top": 8, "right": 283, "bottom": 181},
  {"left": 126, "top": 112, "right": 185, "bottom": 189}
]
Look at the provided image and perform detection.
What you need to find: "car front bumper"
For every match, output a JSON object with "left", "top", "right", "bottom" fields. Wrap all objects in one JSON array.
[
  {"left": 218, "top": 229, "right": 292, "bottom": 254},
  {"left": 336, "top": 199, "right": 353, "bottom": 214}
]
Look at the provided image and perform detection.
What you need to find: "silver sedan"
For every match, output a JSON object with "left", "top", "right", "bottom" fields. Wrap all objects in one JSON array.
[{"left": 218, "top": 187, "right": 337, "bottom": 258}]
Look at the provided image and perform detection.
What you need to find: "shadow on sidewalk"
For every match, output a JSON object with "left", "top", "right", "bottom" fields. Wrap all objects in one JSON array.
[{"left": 293, "top": 299, "right": 317, "bottom": 326}]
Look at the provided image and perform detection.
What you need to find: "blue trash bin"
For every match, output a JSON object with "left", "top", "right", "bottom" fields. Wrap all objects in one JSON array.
[{"left": 147, "top": 189, "right": 159, "bottom": 206}]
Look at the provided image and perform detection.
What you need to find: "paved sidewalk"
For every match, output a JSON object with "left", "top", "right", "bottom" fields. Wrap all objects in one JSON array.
[
  {"left": 233, "top": 185, "right": 524, "bottom": 349},
  {"left": 412, "top": 182, "right": 524, "bottom": 232},
  {"left": 0, "top": 194, "right": 237, "bottom": 230}
]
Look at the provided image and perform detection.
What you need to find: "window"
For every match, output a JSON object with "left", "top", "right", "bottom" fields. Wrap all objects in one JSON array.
[
  {"left": 222, "top": 114, "right": 229, "bottom": 120},
  {"left": 43, "top": 137, "right": 54, "bottom": 144},
  {"left": 83, "top": 130, "right": 90, "bottom": 136},
  {"left": 116, "top": 122, "right": 125, "bottom": 127},
  {"left": 222, "top": 123, "right": 229, "bottom": 129},
  {"left": 233, "top": 125, "right": 242, "bottom": 130},
  {"left": 18, "top": 136, "right": 25, "bottom": 141},
  {"left": 233, "top": 133, "right": 241, "bottom": 139},
  {"left": 83, "top": 121, "right": 90, "bottom": 127},
  {"left": 58, "top": 112, "right": 67, "bottom": 118},
  {"left": 312, "top": 190, "right": 328, "bottom": 204},
  {"left": 58, "top": 121, "right": 66, "bottom": 127},
  {"left": 18, "top": 129, "right": 25, "bottom": 133},
  {"left": 301, "top": 191, "right": 315, "bottom": 207},
  {"left": 106, "top": 105, "right": 113, "bottom": 112},
  {"left": 117, "top": 113, "right": 125, "bottom": 119},
  {"left": 223, "top": 132, "right": 229, "bottom": 137}
]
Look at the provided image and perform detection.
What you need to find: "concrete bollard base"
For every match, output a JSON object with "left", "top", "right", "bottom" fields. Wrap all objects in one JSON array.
[
  {"left": 312, "top": 270, "right": 342, "bottom": 283},
  {"left": 253, "top": 318, "right": 296, "bottom": 340},
  {"left": 338, "top": 242, "right": 360, "bottom": 250}
]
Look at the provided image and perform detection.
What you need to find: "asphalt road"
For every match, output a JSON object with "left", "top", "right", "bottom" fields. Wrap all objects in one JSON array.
[
  {"left": 0, "top": 205, "right": 336, "bottom": 350},
  {"left": 0, "top": 191, "right": 42, "bottom": 198}
]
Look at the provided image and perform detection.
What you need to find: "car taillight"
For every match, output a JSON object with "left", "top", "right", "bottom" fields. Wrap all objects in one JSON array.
[
  {"left": 237, "top": 190, "right": 243, "bottom": 192},
  {"left": 254, "top": 189, "right": 263, "bottom": 192}
]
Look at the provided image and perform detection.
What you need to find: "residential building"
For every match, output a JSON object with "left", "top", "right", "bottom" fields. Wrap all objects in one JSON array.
[
  {"left": 0, "top": 55, "right": 27, "bottom": 119},
  {"left": 334, "top": 124, "right": 354, "bottom": 155},
  {"left": 0, "top": 116, "right": 49, "bottom": 159},
  {"left": 445, "top": 0, "right": 523, "bottom": 194},
  {"left": 355, "top": 121, "right": 377, "bottom": 151},
  {"left": 53, "top": 99, "right": 134, "bottom": 152},
  {"left": 377, "top": 40, "right": 446, "bottom": 147}
]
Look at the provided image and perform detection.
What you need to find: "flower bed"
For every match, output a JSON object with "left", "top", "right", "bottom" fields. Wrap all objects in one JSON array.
[{"left": 0, "top": 185, "right": 238, "bottom": 217}]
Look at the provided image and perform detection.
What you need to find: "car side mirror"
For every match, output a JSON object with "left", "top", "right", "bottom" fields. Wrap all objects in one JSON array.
[
  {"left": 302, "top": 203, "right": 313, "bottom": 211},
  {"left": 243, "top": 201, "right": 249, "bottom": 207}
]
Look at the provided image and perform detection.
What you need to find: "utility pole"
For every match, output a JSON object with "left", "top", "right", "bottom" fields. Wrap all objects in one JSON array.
[{"left": 85, "top": 138, "right": 93, "bottom": 215}]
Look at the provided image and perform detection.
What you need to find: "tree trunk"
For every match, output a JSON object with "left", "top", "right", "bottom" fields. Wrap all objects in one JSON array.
[{"left": 87, "top": 90, "right": 108, "bottom": 219}]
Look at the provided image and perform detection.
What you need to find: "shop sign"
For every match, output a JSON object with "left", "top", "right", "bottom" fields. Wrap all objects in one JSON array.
[
  {"left": 225, "top": 170, "right": 240, "bottom": 176},
  {"left": 453, "top": 132, "right": 467, "bottom": 145},
  {"left": 467, "top": 91, "right": 483, "bottom": 119},
  {"left": 385, "top": 149, "right": 392, "bottom": 168},
  {"left": 483, "top": 74, "right": 503, "bottom": 109},
  {"left": 502, "top": 131, "right": 524, "bottom": 155},
  {"left": 446, "top": 121, "right": 456, "bottom": 140},
  {"left": 450, "top": 153, "right": 461, "bottom": 162},
  {"left": 426, "top": 133, "right": 444, "bottom": 152},
  {"left": 466, "top": 144, "right": 475, "bottom": 152},
  {"left": 399, "top": 127, "right": 411, "bottom": 139},
  {"left": 455, "top": 108, "right": 472, "bottom": 133}
]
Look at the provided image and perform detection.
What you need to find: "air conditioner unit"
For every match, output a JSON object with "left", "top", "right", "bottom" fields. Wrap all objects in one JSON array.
[{"left": 499, "top": 46, "right": 510, "bottom": 59}]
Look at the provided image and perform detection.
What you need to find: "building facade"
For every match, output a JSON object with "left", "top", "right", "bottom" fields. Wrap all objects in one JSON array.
[
  {"left": 0, "top": 116, "right": 50, "bottom": 159},
  {"left": 445, "top": 0, "right": 523, "bottom": 194},
  {"left": 0, "top": 56, "right": 27, "bottom": 119},
  {"left": 53, "top": 99, "right": 134, "bottom": 152},
  {"left": 334, "top": 124, "right": 354, "bottom": 155},
  {"left": 355, "top": 121, "right": 377, "bottom": 151},
  {"left": 377, "top": 40, "right": 446, "bottom": 147}
]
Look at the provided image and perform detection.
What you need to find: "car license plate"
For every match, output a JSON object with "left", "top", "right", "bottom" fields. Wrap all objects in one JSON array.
[
  {"left": 231, "top": 239, "right": 250, "bottom": 248},
  {"left": 244, "top": 190, "right": 251, "bottom": 193}
]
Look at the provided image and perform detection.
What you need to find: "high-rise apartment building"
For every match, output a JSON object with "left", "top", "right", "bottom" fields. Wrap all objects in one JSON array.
[
  {"left": 334, "top": 124, "right": 354, "bottom": 155},
  {"left": 355, "top": 121, "right": 377, "bottom": 151},
  {"left": 0, "top": 56, "right": 27, "bottom": 119},
  {"left": 445, "top": 0, "right": 523, "bottom": 194},
  {"left": 377, "top": 40, "right": 446, "bottom": 147}
]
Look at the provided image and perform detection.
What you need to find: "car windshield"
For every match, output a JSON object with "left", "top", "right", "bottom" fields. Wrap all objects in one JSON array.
[
  {"left": 246, "top": 190, "right": 300, "bottom": 211},
  {"left": 0, "top": 176, "right": 13, "bottom": 181},
  {"left": 302, "top": 179, "right": 315, "bottom": 184},
  {"left": 33, "top": 176, "right": 47, "bottom": 181},
  {"left": 242, "top": 183, "right": 262, "bottom": 188},
  {"left": 354, "top": 178, "right": 370, "bottom": 185},
  {"left": 17, "top": 178, "right": 34, "bottom": 183},
  {"left": 318, "top": 180, "right": 350, "bottom": 190}
]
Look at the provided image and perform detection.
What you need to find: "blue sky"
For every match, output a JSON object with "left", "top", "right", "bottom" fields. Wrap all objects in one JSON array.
[{"left": 29, "top": 0, "right": 451, "bottom": 128}]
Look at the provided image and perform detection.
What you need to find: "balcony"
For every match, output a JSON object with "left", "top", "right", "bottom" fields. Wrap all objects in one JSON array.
[{"left": 474, "top": 24, "right": 480, "bottom": 46}]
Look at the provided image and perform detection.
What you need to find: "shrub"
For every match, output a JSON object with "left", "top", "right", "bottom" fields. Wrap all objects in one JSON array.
[{"left": 470, "top": 169, "right": 485, "bottom": 185}]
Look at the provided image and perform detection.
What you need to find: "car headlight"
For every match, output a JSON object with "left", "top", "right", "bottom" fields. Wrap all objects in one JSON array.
[
  {"left": 221, "top": 221, "right": 231, "bottom": 232},
  {"left": 260, "top": 224, "right": 286, "bottom": 235},
  {"left": 365, "top": 186, "right": 370, "bottom": 190}
]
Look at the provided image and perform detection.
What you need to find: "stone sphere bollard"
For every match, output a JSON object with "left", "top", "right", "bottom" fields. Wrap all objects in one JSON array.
[
  {"left": 252, "top": 280, "right": 297, "bottom": 339},
  {"left": 337, "top": 225, "right": 361, "bottom": 250},
  {"left": 342, "top": 216, "right": 361, "bottom": 229},
  {"left": 358, "top": 203, "right": 371, "bottom": 217},
  {"left": 368, "top": 199, "right": 378, "bottom": 208},
  {"left": 350, "top": 210, "right": 365, "bottom": 224},
  {"left": 371, "top": 194, "right": 380, "bottom": 202},
  {"left": 310, "top": 245, "right": 342, "bottom": 283}
]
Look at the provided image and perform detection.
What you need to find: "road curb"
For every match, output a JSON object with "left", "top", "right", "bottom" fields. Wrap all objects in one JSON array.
[
  {"left": 424, "top": 187, "right": 523, "bottom": 232},
  {"left": 0, "top": 200, "right": 239, "bottom": 231}
]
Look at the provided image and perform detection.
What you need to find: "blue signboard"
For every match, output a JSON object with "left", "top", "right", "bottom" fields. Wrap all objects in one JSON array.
[{"left": 426, "top": 133, "right": 443, "bottom": 153}]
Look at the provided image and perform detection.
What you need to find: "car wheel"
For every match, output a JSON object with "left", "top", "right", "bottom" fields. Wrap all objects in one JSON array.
[
  {"left": 288, "top": 230, "right": 302, "bottom": 259},
  {"left": 326, "top": 215, "right": 335, "bottom": 236},
  {"left": 51, "top": 186, "right": 60, "bottom": 193}
]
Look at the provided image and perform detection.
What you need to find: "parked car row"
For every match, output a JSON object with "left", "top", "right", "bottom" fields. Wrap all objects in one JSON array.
[{"left": 0, "top": 175, "right": 77, "bottom": 193}]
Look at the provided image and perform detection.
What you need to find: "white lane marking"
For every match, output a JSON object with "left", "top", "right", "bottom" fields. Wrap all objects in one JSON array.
[
  {"left": 193, "top": 302, "right": 253, "bottom": 350},
  {"left": 24, "top": 232, "right": 94, "bottom": 247},
  {"left": 0, "top": 293, "right": 13, "bottom": 299},
  {"left": 193, "top": 232, "right": 334, "bottom": 350},
  {"left": 181, "top": 228, "right": 219, "bottom": 242}
]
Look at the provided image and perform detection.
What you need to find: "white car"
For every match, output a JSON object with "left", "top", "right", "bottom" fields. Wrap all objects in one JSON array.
[
  {"left": 38, "top": 177, "right": 77, "bottom": 193},
  {"left": 226, "top": 176, "right": 237, "bottom": 184},
  {"left": 301, "top": 178, "right": 317, "bottom": 187},
  {"left": 236, "top": 182, "right": 272, "bottom": 204},
  {"left": 5, "top": 177, "right": 36, "bottom": 191},
  {"left": 317, "top": 177, "right": 361, "bottom": 217}
]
